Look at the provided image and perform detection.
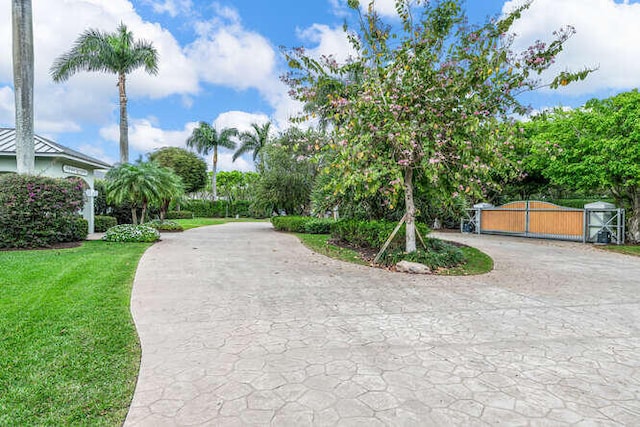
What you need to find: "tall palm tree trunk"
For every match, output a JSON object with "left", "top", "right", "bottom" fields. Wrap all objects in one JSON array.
[
  {"left": 12, "top": 0, "right": 35, "bottom": 175},
  {"left": 212, "top": 147, "right": 218, "bottom": 201},
  {"left": 118, "top": 72, "right": 129, "bottom": 164}
]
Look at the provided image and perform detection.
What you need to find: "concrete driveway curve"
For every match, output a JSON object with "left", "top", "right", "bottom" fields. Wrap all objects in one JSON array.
[{"left": 125, "top": 221, "right": 640, "bottom": 426}]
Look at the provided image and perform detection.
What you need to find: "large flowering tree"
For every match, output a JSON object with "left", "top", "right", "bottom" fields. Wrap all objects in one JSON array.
[{"left": 283, "top": 0, "right": 592, "bottom": 253}]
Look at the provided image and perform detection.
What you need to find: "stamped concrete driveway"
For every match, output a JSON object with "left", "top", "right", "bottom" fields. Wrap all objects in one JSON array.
[{"left": 125, "top": 222, "right": 640, "bottom": 426}]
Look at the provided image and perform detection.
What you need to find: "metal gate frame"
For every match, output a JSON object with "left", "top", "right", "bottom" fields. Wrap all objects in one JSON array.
[
  {"left": 584, "top": 207, "right": 625, "bottom": 245},
  {"left": 461, "top": 201, "right": 625, "bottom": 245}
]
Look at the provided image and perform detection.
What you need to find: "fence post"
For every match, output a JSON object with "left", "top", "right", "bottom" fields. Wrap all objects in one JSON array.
[
  {"left": 525, "top": 201, "right": 530, "bottom": 236},
  {"left": 620, "top": 208, "right": 625, "bottom": 245}
]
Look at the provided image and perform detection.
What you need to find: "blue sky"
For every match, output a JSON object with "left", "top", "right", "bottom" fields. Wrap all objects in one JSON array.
[{"left": 1, "top": 0, "right": 639, "bottom": 170}]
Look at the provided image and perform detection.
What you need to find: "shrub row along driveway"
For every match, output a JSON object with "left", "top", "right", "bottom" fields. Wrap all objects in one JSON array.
[{"left": 125, "top": 222, "right": 640, "bottom": 426}]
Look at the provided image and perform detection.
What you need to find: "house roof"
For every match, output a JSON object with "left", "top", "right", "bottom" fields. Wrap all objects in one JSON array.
[{"left": 0, "top": 127, "right": 111, "bottom": 170}]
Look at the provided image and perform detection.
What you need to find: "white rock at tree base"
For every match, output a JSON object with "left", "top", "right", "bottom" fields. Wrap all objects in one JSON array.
[{"left": 396, "top": 260, "right": 432, "bottom": 274}]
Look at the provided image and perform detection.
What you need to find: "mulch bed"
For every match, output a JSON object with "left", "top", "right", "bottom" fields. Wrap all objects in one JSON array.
[{"left": 0, "top": 241, "right": 82, "bottom": 252}]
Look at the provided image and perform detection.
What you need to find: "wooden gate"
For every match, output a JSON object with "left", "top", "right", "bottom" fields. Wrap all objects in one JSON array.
[{"left": 477, "top": 201, "right": 585, "bottom": 241}]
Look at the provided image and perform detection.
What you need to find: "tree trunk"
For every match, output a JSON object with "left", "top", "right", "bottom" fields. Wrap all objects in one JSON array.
[
  {"left": 118, "top": 72, "right": 129, "bottom": 164},
  {"left": 628, "top": 192, "right": 640, "bottom": 244},
  {"left": 131, "top": 208, "right": 138, "bottom": 225},
  {"left": 140, "top": 201, "right": 147, "bottom": 224},
  {"left": 212, "top": 146, "right": 218, "bottom": 201},
  {"left": 404, "top": 167, "right": 417, "bottom": 253},
  {"left": 160, "top": 199, "right": 169, "bottom": 220},
  {"left": 12, "top": 0, "right": 34, "bottom": 175}
]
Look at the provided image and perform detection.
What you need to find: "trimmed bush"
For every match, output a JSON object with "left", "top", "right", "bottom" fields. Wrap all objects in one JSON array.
[
  {"left": 94, "top": 215, "right": 117, "bottom": 232},
  {"left": 304, "top": 218, "right": 333, "bottom": 234},
  {"left": 102, "top": 224, "right": 160, "bottom": 243},
  {"left": 146, "top": 219, "right": 184, "bottom": 232},
  {"left": 271, "top": 216, "right": 335, "bottom": 234},
  {"left": 181, "top": 199, "right": 253, "bottom": 218},
  {"left": 0, "top": 174, "right": 86, "bottom": 248},
  {"left": 271, "top": 216, "right": 309, "bottom": 233},
  {"left": 331, "top": 219, "right": 431, "bottom": 249},
  {"left": 71, "top": 218, "right": 89, "bottom": 241},
  {"left": 166, "top": 210, "right": 194, "bottom": 219},
  {"left": 550, "top": 198, "right": 616, "bottom": 209},
  {"left": 379, "top": 238, "right": 465, "bottom": 269}
]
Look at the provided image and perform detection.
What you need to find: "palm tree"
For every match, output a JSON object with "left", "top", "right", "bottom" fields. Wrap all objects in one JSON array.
[
  {"left": 105, "top": 162, "right": 183, "bottom": 224},
  {"left": 233, "top": 122, "right": 272, "bottom": 170},
  {"left": 12, "top": 0, "right": 35, "bottom": 174},
  {"left": 50, "top": 23, "right": 158, "bottom": 164},
  {"left": 186, "top": 122, "right": 237, "bottom": 201}
]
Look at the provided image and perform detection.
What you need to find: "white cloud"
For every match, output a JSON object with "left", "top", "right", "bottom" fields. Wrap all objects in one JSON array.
[
  {"left": 0, "top": 86, "right": 14, "bottom": 125},
  {"left": 142, "top": 0, "right": 193, "bottom": 17},
  {"left": 217, "top": 152, "right": 253, "bottom": 172},
  {"left": 99, "top": 118, "right": 197, "bottom": 154},
  {"left": 185, "top": 12, "right": 277, "bottom": 91},
  {"left": 98, "top": 115, "right": 257, "bottom": 171},
  {"left": 296, "top": 24, "right": 358, "bottom": 65},
  {"left": 330, "top": 0, "right": 415, "bottom": 18},
  {"left": 365, "top": 0, "right": 400, "bottom": 17},
  {"left": 503, "top": 0, "right": 640, "bottom": 95},
  {"left": 0, "top": 0, "right": 199, "bottom": 133},
  {"left": 213, "top": 110, "right": 272, "bottom": 134}
]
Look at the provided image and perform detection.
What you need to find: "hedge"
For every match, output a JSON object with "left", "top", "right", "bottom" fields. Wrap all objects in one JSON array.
[
  {"left": 180, "top": 199, "right": 252, "bottom": 218},
  {"left": 0, "top": 174, "right": 87, "bottom": 248},
  {"left": 146, "top": 219, "right": 184, "bottom": 232},
  {"left": 331, "top": 219, "right": 431, "bottom": 249},
  {"left": 94, "top": 215, "right": 117, "bottom": 232},
  {"left": 271, "top": 216, "right": 334, "bottom": 234},
  {"left": 166, "top": 210, "right": 194, "bottom": 219}
]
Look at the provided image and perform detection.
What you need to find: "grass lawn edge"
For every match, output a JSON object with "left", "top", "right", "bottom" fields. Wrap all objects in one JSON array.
[
  {"left": 294, "top": 232, "right": 493, "bottom": 276},
  {"left": 598, "top": 244, "right": 640, "bottom": 257}
]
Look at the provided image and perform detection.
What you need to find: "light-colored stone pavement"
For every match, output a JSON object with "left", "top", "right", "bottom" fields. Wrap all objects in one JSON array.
[{"left": 125, "top": 222, "right": 640, "bottom": 426}]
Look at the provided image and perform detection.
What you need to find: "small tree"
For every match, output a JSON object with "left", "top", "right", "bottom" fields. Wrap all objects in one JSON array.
[
  {"left": 105, "top": 162, "right": 183, "bottom": 224},
  {"left": 254, "top": 128, "right": 321, "bottom": 215},
  {"left": 186, "top": 122, "right": 237, "bottom": 201},
  {"left": 284, "top": 0, "right": 593, "bottom": 253},
  {"left": 148, "top": 146, "right": 207, "bottom": 194}
]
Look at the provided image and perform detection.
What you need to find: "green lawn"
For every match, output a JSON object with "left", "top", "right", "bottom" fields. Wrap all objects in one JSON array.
[
  {"left": 295, "top": 233, "right": 368, "bottom": 265},
  {"left": 600, "top": 245, "right": 640, "bottom": 257},
  {"left": 295, "top": 233, "right": 493, "bottom": 275},
  {"left": 437, "top": 246, "right": 494, "bottom": 276},
  {"left": 0, "top": 241, "right": 150, "bottom": 426},
  {"left": 175, "top": 217, "right": 268, "bottom": 230}
]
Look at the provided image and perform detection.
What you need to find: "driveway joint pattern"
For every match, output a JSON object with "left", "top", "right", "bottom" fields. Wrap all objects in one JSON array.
[{"left": 125, "top": 223, "right": 640, "bottom": 426}]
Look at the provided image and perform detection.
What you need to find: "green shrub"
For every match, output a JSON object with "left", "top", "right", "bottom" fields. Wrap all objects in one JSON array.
[
  {"left": 71, "top": 218, "right": 89, "bottom": 241},
  {"left": 94, "top": 215, "right": 117, "bottom": 232},
  {"left": 549, "top": 198, "right": 616, "bottom": 209},
  {"left": 102, "top": 224, "right": 160, "bottom": 243},
  {"left": 166, "top": 210, "right": 194, "bottom": 219},
  {"left": 146, "top": 219, "right": 184, "bottom": 232},
  {"left": 331, "top": 219, "right": 431, "bottom": 249},
  {"left": 181, "top": 199, "right": 253, "bottom": 218},
  {"left": 0, "top": 174, "right": 86, "bottom": 248},
  {"left": 378, "top": 238, "right": 465, "bottom": 269},
  {"left": 271, "top": 216, "right": 310, "bottom": 232},
  {"left": 304, "top": 218, "right": 333, "bottom": 234}
]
